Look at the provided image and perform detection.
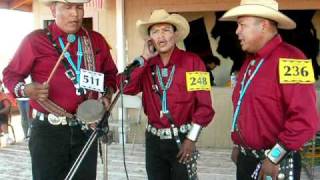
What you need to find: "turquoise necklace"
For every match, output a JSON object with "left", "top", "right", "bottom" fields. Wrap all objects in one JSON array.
[
  {"left": 58, "top": 36, "right": 84, "bottom": 95},
  {"left": 156, "top": 65, "right": 176, "bottom": 114},
  {"left": 231, "top": 59, "right": 264, "bottom": 132}
]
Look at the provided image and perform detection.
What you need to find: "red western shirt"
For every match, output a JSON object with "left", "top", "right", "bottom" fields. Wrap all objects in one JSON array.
[
  {"left": 3, "top": 23, "right": 118, "bottom": 114},
  {"left": 120, "top": 48, "right": 214, "bottom": 128},
  {"left": 232, "top": 35, "right": 319, "bottom": 150}
]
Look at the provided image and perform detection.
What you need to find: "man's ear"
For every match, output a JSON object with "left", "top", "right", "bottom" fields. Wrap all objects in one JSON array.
[
  {"left": 49, "top": 3, "right": 57, "bottom": 18},
  {"left": 260, "top": 19, "right": 270, "bottom": 32}
]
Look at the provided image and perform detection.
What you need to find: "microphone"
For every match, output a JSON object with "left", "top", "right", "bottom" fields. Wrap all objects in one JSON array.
[{"left": 123, "top": 56, "right": 144, "bottom": 75}]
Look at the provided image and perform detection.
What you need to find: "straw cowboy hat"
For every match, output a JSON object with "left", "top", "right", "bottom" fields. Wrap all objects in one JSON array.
[
  {"left": 40, "top": 0, "right": 90, "bottom": 5},
  {"left": 136, "top": 9, "right": 190, "bottom": 41},
  {"left": 220, "top": 0, "right": 296, "bottom": 30}
]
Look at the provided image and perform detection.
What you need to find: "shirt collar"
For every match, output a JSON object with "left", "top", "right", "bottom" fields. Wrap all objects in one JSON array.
[
  {"left": 48, "top": 22, "right": 86, "bottom": 41},
  {"left": 250, "top": 34, "right": 282, "bottom": 60},
  {"left": 149, "top": 47, "right": 181, "bottom": 67}
]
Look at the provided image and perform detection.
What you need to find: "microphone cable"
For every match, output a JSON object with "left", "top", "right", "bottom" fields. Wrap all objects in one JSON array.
[
  {"left": 118, "top": 57, "right": 145, "bottom": 180},
  {"left": 120, "top": 75, "right": 130, "bottom": 180}
]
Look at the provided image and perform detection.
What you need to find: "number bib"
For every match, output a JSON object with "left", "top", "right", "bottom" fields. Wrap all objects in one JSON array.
[
  {"left": 79, "top": 69, "right": 104, "bottom": 92},
  {"left": 279, "top": 58, "right": 315, "bottom": 84},
  {"left": 186, "top": 71, "right": 211, "bottom": 91}
]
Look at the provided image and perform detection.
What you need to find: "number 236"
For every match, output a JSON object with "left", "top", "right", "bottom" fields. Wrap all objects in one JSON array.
[{"left": 283, "top": 66, "right": 309, "bottom": 77}]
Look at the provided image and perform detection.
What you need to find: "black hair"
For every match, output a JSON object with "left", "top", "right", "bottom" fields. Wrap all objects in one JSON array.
[{"left": 203, "top": 55, "right": 221, "bottom": 66}]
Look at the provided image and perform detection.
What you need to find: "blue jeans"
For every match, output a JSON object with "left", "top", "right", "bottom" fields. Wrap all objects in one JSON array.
[{"left": 16, "top": 99, "right": 30, "bottom": 138}]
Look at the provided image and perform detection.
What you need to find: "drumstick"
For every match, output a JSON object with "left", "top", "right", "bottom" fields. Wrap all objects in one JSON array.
[{"left": 46, "top": 34, "right": 76, "bottom": 84}]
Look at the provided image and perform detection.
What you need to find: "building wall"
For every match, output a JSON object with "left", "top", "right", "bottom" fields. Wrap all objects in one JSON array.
[
  {"left": 113, "top": 87, "right": 234, "bottom": 148},
  {"left": 33, "top": 0, "right": 320, "bottom": 79},
  {"left": 125, "top": 0, "right": 320, "bottom": 86},
  {"left": 179, "top": 12, "right": 233, "bottom": 86}
]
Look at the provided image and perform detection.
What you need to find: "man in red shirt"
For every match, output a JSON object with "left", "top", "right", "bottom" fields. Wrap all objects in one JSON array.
[
  {"left": 119, "top": 9, "right": 214, "bottom": 180},
  {"left": 220, "top": 0, "right": 319, "bottom": 179},
  {"left": 2, "top": 0, "right": 117, "bottom": 179}
]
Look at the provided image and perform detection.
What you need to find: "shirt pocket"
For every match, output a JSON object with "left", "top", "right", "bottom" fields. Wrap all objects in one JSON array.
[
  {"left": 168, "top": 67, "right": 193, "bottom": 103},
  {"left": 170, "top": 81, "right": 193, "bottom": 103},
  {"left": 252, "top": 79, "right": 279, "bottom": 101},
  {"left": 252, "top": 79, "right": 281, "bottom": 119}
]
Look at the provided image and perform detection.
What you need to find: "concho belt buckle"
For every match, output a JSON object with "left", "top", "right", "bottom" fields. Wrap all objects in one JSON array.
[
  {"left": 47, "top": 114, "right": 62, "bottom": 125},
  {"left": 159, "top": 129, "right": 172, "bottom": 139}
]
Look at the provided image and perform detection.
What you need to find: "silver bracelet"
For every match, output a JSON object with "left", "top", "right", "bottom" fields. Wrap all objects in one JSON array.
[
  {"left": 14, "top": 82, "right": 24, "bottom": 97},
  {"left": 20, "top": 84, "right": 27, "bottom": 97},
  {"left": 186, "top": 123, "right": 202, "bottom": 142},
  {"left": 266, "top": 143, "right": 288, "bottom": 164}
]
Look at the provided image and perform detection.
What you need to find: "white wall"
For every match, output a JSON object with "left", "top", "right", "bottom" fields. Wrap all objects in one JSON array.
[{"left": 0, "top": 10, "right": 34, "bottom": 80}]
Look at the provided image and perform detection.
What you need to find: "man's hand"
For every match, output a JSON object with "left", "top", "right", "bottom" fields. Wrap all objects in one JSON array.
[
  {"left": 101, "top": 88, "right": 113, "bottom": 110},
  {"left": 101, "top": 96, "right": 111, "bottom": 110},
  {"left": 258, "top": 158, "right": 280, "bottom": 180},
  {"left": 141, "top": 38, "right": 158, "bottom": 60},
  {"left": 177, "top": 138, "right": 196, "bottom": 163},
  {"left": 24, "top": 82, "right": 49, "bottom": 101}
]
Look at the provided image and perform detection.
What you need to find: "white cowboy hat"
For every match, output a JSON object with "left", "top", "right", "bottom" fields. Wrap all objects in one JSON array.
[
  {"left": 136, "top": 9, "right": 190, "bottom": 41},
  {"left": 220, "top": 0, "right": 296, "bottom": 30},
  {"left": 40, "top": 0, "right": 90, "bottom": 6}
]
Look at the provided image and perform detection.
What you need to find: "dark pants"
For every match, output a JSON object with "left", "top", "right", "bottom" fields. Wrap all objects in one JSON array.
[
  {"left": 236, "top": 151, "right": 301, "bottom": 180},
  {"left": 29, "top": 118, "right": 98, "bottom": 180},
  {"left": 145, "top": 131, "right": 189, "bottom": 180}
]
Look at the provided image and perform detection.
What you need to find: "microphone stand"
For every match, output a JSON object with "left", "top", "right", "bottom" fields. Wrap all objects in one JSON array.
[{"left": 64, "top": 74, "right": 130, "bottom": 180}]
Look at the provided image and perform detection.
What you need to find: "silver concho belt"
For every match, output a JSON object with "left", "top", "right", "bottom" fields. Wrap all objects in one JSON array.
[
  {"left": 146, "top": 124, "right": 191, "bottom": 139},
  {"left": 32, "top": 109, "right": 73, "bottom": 126}
]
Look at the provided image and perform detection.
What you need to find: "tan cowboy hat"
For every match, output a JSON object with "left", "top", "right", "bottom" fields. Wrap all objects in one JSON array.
[
  {"left": 136, "top": 9, "right": 190, "bottom": 41},
  {"left": 40, "top": 0, "right": 90, "bottom": 6},
  {"left": 220, "top": 0, "right": 296, "bottom": 30}
]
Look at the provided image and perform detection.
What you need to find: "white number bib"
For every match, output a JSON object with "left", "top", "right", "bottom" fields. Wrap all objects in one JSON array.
[{"left": 79, "top": 69, "right": 104, "bottom": 92}]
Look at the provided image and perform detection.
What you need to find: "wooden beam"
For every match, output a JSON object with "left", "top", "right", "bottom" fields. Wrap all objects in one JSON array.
[
  {"left": 279, "top": 0, "right": 320, "bottom": 10},
  {"left": 13, "top": 4, "right": 32, "bottom": 12},
  {"left": 0, "top": 2, "right": 9, "bottom": 9},
  {"left": 150, "top": 0, "right": 320, "bottom": 12},
  {"left": 9, "top": 0, "right": 32, "bottom": 9}
]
